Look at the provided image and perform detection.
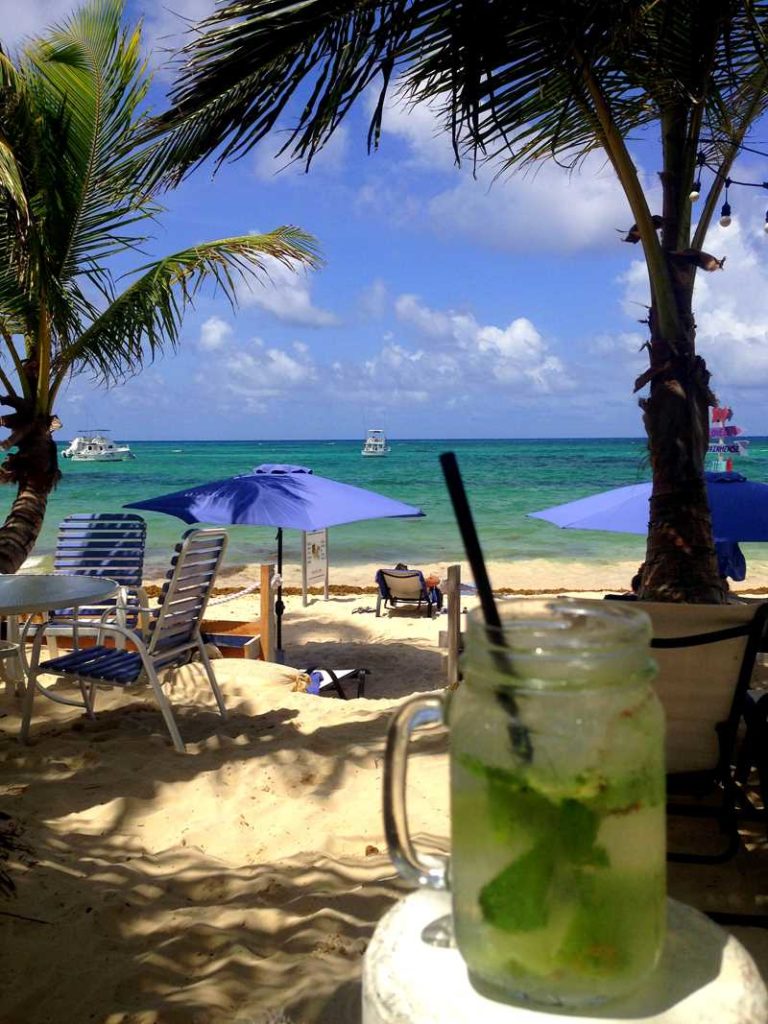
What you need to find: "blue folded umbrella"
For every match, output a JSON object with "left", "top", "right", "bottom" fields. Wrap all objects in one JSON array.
[
  {"left": 528, "top": 471, "right": 768, "bottom": 543},
  {"left": 714, "top": 540, "right": 747, "bottom": 581}
]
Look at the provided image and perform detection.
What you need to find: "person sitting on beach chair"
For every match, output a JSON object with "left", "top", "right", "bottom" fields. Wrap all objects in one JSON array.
[{"left": 375, "top": 565, "right": 442, "bottom": 618}]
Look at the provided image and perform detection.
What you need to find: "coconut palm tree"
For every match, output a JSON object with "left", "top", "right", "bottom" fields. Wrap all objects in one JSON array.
[
  {"left": 144, "top": 0, "right": 768, "bottom": 602},
  {"left": 0, "top": 0, "right": 320, "bottom": 573}
]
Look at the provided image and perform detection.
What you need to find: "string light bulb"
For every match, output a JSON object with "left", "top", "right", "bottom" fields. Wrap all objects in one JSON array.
[
  {"left": 719, "top": 179, "right": 732, "bottom": 227},
  {"left": 690, "top": 151, "right": 706, "bottom": 201}
]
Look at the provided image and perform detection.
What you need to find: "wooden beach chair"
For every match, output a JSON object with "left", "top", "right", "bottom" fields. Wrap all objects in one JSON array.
[{"left": 20, "top": 529, "right": 229, "bottom": 753}]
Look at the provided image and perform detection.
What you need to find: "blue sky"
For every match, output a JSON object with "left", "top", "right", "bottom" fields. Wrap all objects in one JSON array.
[{"left": 5, "top": 0, "right": 768, "bottom": 441}]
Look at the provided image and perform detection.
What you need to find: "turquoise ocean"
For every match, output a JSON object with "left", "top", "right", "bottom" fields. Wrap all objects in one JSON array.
[{"left": 9, "top": 437, "right": 768, "bottom": 579}]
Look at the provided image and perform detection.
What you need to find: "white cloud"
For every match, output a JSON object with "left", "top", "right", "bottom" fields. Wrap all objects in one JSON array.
[
  {"left": 367, "top": 92, "right": 657, "bottom": 253},
  {"left": 239, "top": 256, "right": 339, "bottom": 328},
  {"left": 186, "top": 291, "right": 574, "bottom": 416},
  {"left": 138, "top": 0, "right": 217, "bottom": 77},
  {"left": 394, "top": 294, "right": 455, "bottom": 338},
  {"left": 252, "top": 125, "right": 350, "bottom": 182},
  {"left": 427, "top": 161, "right": 633, "bottom": 253},
  {"left": 378, "top": 91, "right": 456, "bottom": 168},
  {"left": 271, "top": 293, "right": 577, "bottom": 409},
  {"left": 588, "top": 331, "right": 647, "bottom": 359},
  {"left": 0, "top": 1, "right": 216, "bottom": 74},
  {"left": 220, "top": 341, "right": 317, "bottom": 410},
  {"left": 0, "top": 1, "right": 75, "bottom": 48},
  {"left": 198, "top": 316, "right": 233, "bottom": 351},
  {"left": 394, "top": 294, "right": 572, "bottom": 394},
  {"left": 358, "top": 279, "right": 388, "bottom": 319},
  {"left": 108, "top": 370, "right": 169, "bottom": 409}
]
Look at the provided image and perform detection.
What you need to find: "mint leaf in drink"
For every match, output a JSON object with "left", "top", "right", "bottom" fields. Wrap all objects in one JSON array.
[
  {"left": 559, "top": 799, "right": 608, "bottom": 866},
  {"left": 473, "top": 782, "right": 612, "bottom": 932},
  {"left": 488, "top": 777, "right": 561, "bottom": 839},
  {"left": 555, "top": 872, "right": 633, "bottom": 976},
  {"left": 590, "top": 765, "right": 665, "bottom": 814},
  {"left": 479, "top": 842, "right": 555, "bottom": 932},
  {"left": 459, "top": 754, "right": 523, "bottom": 789},
  {"left": 459, "top": 755, "right": 560, "bottom": 839}
]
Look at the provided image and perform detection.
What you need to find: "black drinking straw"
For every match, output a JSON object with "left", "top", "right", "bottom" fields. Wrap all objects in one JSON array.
[
  {"left": 440, "top": 451, "right": 532, "bottom": 759},
  {"left": 440, "top": 452, "right": 503, "bottom": 635}
]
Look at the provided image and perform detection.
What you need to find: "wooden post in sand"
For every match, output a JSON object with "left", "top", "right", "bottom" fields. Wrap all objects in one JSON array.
[
  {"left": 445, "top": 564, "right": 461, "bottom": 686},
  {"left": 260, "top": 562, "right": 276, "bottom": 662}
]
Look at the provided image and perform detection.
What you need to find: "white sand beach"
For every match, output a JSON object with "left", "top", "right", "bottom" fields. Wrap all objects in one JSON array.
[
  {"left": 1, "top": 567, "right": 767, "bottom": 1023},
  {"left": 213, "top": 555, "right": 768, "bottom": 598}
]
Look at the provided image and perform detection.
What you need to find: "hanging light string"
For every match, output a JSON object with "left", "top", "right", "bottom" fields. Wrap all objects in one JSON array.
[
  {"left": 688, "top": 151, "right": 706, "bottom": 201},
  {"left": 689, "top": 146, "right": 768, "bottom": 231},
  {"left": 700, "top": 137, "right": 768, "bottom": 160},
  {"left": 719, "top": 178, "right": 732, "bottom": 227}
]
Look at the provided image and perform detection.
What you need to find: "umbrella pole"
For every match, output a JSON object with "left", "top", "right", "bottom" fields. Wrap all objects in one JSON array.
[{"left": 275, "top": 528, "right": 285, "bottom": 662}]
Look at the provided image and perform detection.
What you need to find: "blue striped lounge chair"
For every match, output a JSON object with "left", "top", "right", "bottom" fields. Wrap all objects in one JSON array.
[
  {"left": 40, "top": 512, "right": 149, "bottom": 658},
  {"left": 20, "top": 529, "right": 229, "bottom": 753}
]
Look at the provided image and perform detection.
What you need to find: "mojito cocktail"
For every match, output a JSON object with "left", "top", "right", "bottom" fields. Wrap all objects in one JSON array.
[{"left": 450, "top": 601, "right": 665, "bottom": 1006}]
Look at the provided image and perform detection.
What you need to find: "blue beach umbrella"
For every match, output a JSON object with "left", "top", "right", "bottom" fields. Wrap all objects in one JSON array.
[
  {"left": 126, "top": 464, "right": 425, "bottom": 654},
  {"left": 528, "top": 471, "right": 768, "bottom": 543}
]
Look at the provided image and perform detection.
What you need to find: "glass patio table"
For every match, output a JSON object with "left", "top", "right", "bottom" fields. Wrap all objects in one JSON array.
[{"left": 0, "top": 573, "right": 120, "bottom": 694}]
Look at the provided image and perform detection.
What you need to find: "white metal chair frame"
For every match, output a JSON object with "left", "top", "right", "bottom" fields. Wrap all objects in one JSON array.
[{"left": 20, "top": 529, "right": 229, "bottom": 753}]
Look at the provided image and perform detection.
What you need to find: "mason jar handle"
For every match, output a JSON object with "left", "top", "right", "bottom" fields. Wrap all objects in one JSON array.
[{"left": 383, "top": 693, "right": 449, "bottom": 890}]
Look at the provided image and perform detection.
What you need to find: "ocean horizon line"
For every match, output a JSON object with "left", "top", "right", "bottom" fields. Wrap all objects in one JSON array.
[{"left": 57, "top": 435, "right": 656, "bottom": 444}]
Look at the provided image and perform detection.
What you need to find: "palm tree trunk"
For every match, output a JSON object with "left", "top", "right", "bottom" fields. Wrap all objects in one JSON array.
[
  {"left": 641, "top": 358, "right": 723, "bottom": 602},
  {"left": 640, "top": 259, "right": 724, "bottom": 603},
  {"left": 0, "top": 484, "right": 50, "bottom": 573},
  {"left": 0, "top": 420, "right": 61, "bottom": 574}
]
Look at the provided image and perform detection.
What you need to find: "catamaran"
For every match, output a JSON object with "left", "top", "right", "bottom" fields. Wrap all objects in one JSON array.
[{"left": 361, "top": 428, "right": 391, "bottom": 457}]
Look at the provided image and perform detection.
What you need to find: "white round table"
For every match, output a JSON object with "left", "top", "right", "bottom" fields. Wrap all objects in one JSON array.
[
  {"left": 0, "top": 574, "right": 119, "bottom": 694},
  {"left": 363, "top": 890, "right": 768, "bottom": 1024},
  {"left": 0, "top": 573, "right": 119, "bottom": 616}
]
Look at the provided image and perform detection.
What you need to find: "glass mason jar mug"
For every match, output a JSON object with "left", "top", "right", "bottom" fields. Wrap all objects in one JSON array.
[{"left": 384, "top": 599, "right": 666, "bottom": 1008}]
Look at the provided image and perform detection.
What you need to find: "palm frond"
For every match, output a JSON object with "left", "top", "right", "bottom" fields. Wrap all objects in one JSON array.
[
  {"left": 144, "top": 0, "right": 768, "bottom": 187},
  {"left": 22, "top": 0, "right": 156, "bottom": 283},
  {"left": 51, "top": 228, "right": 321, "bottom": 393},
  {"left": 137, "top": 0, "right": 415, "bottom": 184},
  {"left": 0, "top": 138, "right": 29, "bottom": 224}
]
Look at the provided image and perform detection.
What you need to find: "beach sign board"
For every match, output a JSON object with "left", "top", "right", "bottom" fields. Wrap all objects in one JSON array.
[
  {"left": 708, "top": 405, "right": 749, "bottom": 469},
  {"left": 302, "top": 529, "right": 329, "bottom": 605}
]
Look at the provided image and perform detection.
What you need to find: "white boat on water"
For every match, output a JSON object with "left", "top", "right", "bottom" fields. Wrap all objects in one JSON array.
[
  {"left": 361, "top": 428, "right": 391, "bottom": 457},
  {"left": 62, "top": 431, "right": 135, "bottom": 462}
]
